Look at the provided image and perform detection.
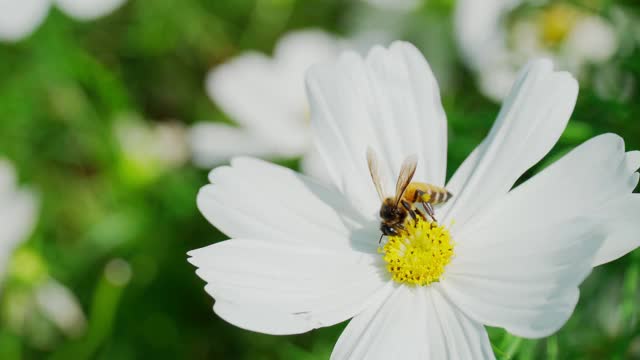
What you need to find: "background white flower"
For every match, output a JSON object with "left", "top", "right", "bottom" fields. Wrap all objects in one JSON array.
[
  {"left": 0, "top": 161, "right": 87, "bottom": 344},
  {"left": 34, "top": 278, "right": 87, "bottom": 338},
  {"left": 114, "top": 116, "right": 189, "bottom": 185},
  {"left": 455, "top": 0, "right": 618, "bottom": 101},
  {"left": 0, "top": 0, "right": 126, "bottom": 42},
  {"left": 190, "top": 42, "right": 640, "bottom": 358},
  {"left": 4, "top": 271, "right": 88, "bottom": 344},
  {"left": 189, "top": 29, "right": 343, "bottom": 176},
  {"left": 0, "top": 159, "right": 38, "bottom": 279}
]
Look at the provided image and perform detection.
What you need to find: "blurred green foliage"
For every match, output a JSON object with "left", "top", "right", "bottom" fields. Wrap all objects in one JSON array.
[{"left": 0, "top": 0, "right": 639, "bottom": 359}]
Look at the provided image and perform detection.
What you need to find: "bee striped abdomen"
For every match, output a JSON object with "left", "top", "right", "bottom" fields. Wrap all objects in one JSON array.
[
  {"left": 404, "top": 182, "right": 452, "bottom": 205},
  {"left": 429, "top": 188, "right": 452, "bottom": 204}
]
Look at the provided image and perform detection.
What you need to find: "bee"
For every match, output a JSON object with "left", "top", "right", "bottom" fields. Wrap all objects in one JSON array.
[{"left": 366, "top": 148, "right": 453, "bottom": 241}]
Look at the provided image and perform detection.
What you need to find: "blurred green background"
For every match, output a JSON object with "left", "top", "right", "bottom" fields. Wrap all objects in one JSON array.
[{"left": 0, "top": 0, "right": 639, "bottom": 359}]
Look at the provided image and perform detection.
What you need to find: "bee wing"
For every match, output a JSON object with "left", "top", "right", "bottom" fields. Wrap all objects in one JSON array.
[
  {"left": 366, "top": 147, "right": 386, "bottom": 201},
  {"left": 394, "top": 155, "right": 418, "bottom": 206}
]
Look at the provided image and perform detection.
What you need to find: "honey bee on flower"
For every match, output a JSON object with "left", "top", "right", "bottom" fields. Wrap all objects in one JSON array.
[{"left": 189, "top": 42, "right": 640, "bottom": 359}]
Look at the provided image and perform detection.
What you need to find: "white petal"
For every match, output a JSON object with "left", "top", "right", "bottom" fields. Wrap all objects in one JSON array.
[
  {"left": 454, "top": 0, "right": 527, "bottom": 102},
  {"left": 454, "top": 0, "right": 517, "bottom": 71},
  {"left": 300, "top": 147, "right": 331, "bottom": 184},
  {"left": 188, "top": 122, "right": 279, "bottom": 168},
  {"left": 442, "top": 59, "right": 578, "bottom": 230},
  {"left": 197, "top": 156, "right": 377, "bottom": 253},
  {"left": 460, "top": 134, "right": 639, "bottom": 246},
  {"left": 331, "top": 286, "right": 494, "bottom": 360},
  {"left": 626, "top": 150, "right": 640, "bottom": 173},
  {"left": 442, "top": 218, "right": 603, "bottom": 338},
  {"left": 0, "top": 188, "right": 37, "bottom": 246},
  {"left": 306, "top": 41, "right": 448, "bottom": 215},
  {"left": 274, "top": 29, "right": 342, "bottom": 103},
  {"left": 478, "top": 67, "right": 519, "bottom": 103},
  {"left": 206, "top": 52, "right": 307, "bottom": 150},
  {"left": 565, "top": 17, "right": 618, "bottom": 63},
  {"left": 188, "top": 239, "right": 391, "bottom": 334},
  {"left": 205, "top": 29, "right": 341, "bottom": 156},
  {"left": 0, "top": 161, "right": 38, "bottom": 244},
  {"left": 212, "top": 300, "right": 316, "bottom": 335},
  {"left": 0, "top": 188, "right": 37, "bottom": 274},
  {"left": 35, "top": 279, "right": 86, "bottom": 337},
  {"left": 0, "top": 160, "right": 38, "bottom": 273},
  {"left": 0, "top": 159, "right": 17, "bottom": 196},
  {"left": 593, "top": 195, "right": 640, "bottom": 266},
  {"left": 0, "top": 0, "right": 50, "bottom": 42},
  {"left": 54, "top": 0, "right": 125, "bottom": 20},
  {"left": 428, "top": 287, "right": 495, "bottom": 359}
]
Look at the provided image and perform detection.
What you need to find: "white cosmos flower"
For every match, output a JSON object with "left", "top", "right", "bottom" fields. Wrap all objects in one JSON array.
[
  {"left": 0, "top": 159, "right": 37, "bottom": 279},
  {"left": 34, "top": 278, "right": 87, "bottom": 338},
  {"left": 115, "top": 118, "right": 189, "bottom": 182},
  {"left": 0, "top": 0, "right": 126, "bottom": 42},
  {"left": 455, "top": 0, "right": 618, "bottom": 101},
  {"left": 0, "top": 162, "right": 85, "bottom": 340},
  {"left": 189, "top": 42, "right": 640, "bottom": 359},
  {"left": 189, "top": 30, "right": 343, "bottom": 176},
  {"left": 5, "top": 275, "right": 87, "bottom": 340}
]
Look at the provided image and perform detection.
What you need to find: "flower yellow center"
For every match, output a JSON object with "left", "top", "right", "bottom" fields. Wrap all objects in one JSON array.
[
  {"left": 539, "top": 4, "right": 580, "bottom": 47},
  {"left": 379, "top": 219, "right": 454, "bottom": 286}
]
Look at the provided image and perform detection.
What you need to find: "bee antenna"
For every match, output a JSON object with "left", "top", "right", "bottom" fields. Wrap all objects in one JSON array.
[{"left": 378, "top": 233, "right": 384, "bottom": 244}]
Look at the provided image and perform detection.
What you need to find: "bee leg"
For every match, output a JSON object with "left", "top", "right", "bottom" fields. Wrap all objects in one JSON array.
[
  {"left": 402, "top": 200, "right": 427, "bottom": 223},
  {"left": 401, "top": 200, "right": 418, "bottom": 221},
  {"left": 413, "top": 207, "right": 428, "bottom": 221},
  {"left": 422, "top": 202, "right": 437, "bottom": 223}
]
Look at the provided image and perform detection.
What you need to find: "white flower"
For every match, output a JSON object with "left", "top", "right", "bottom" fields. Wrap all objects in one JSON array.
[
  {"left": 5, "top": 275, "right": 87, "bottom": 341},
  {"left": 0, "top": 162, "right": 85, "bottom": 341},
  {"left": 189, "top": 30, "right": 343, "bottom": 176},
  {"left": 35, "top": 278, "right": 87, "bottom": 338},
  {"left": 189, "top": 42, "right": 640, "bottom": 358},
  {"left": 115, "top": 117, "right": 189, "bottom": 182},
  {"left": 0, "top": 159, "right": 37, "bottom": 279},
  {"left": 0, "top": 0, "right": 126, "bottom": 42},
  {"left": 455, "top": 0, "right": 618, "bottom": 101}
]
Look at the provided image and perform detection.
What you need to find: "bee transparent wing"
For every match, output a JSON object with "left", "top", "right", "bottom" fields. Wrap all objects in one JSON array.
[
  {"left": 366, "top": 147, "right": 386, "bottom": 201},
  {"left": 394, "top": 155, "right": 418, "bottom": 206}
]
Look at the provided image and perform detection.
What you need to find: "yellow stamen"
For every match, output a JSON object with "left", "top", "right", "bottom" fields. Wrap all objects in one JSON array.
[{"left": 379, "top": 218, "right": 454, "bottom": 286}]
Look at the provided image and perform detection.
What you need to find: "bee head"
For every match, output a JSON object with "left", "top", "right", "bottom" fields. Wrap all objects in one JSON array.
[{"left": 380, "top": 223, "right": 399, "bottom": 236}]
